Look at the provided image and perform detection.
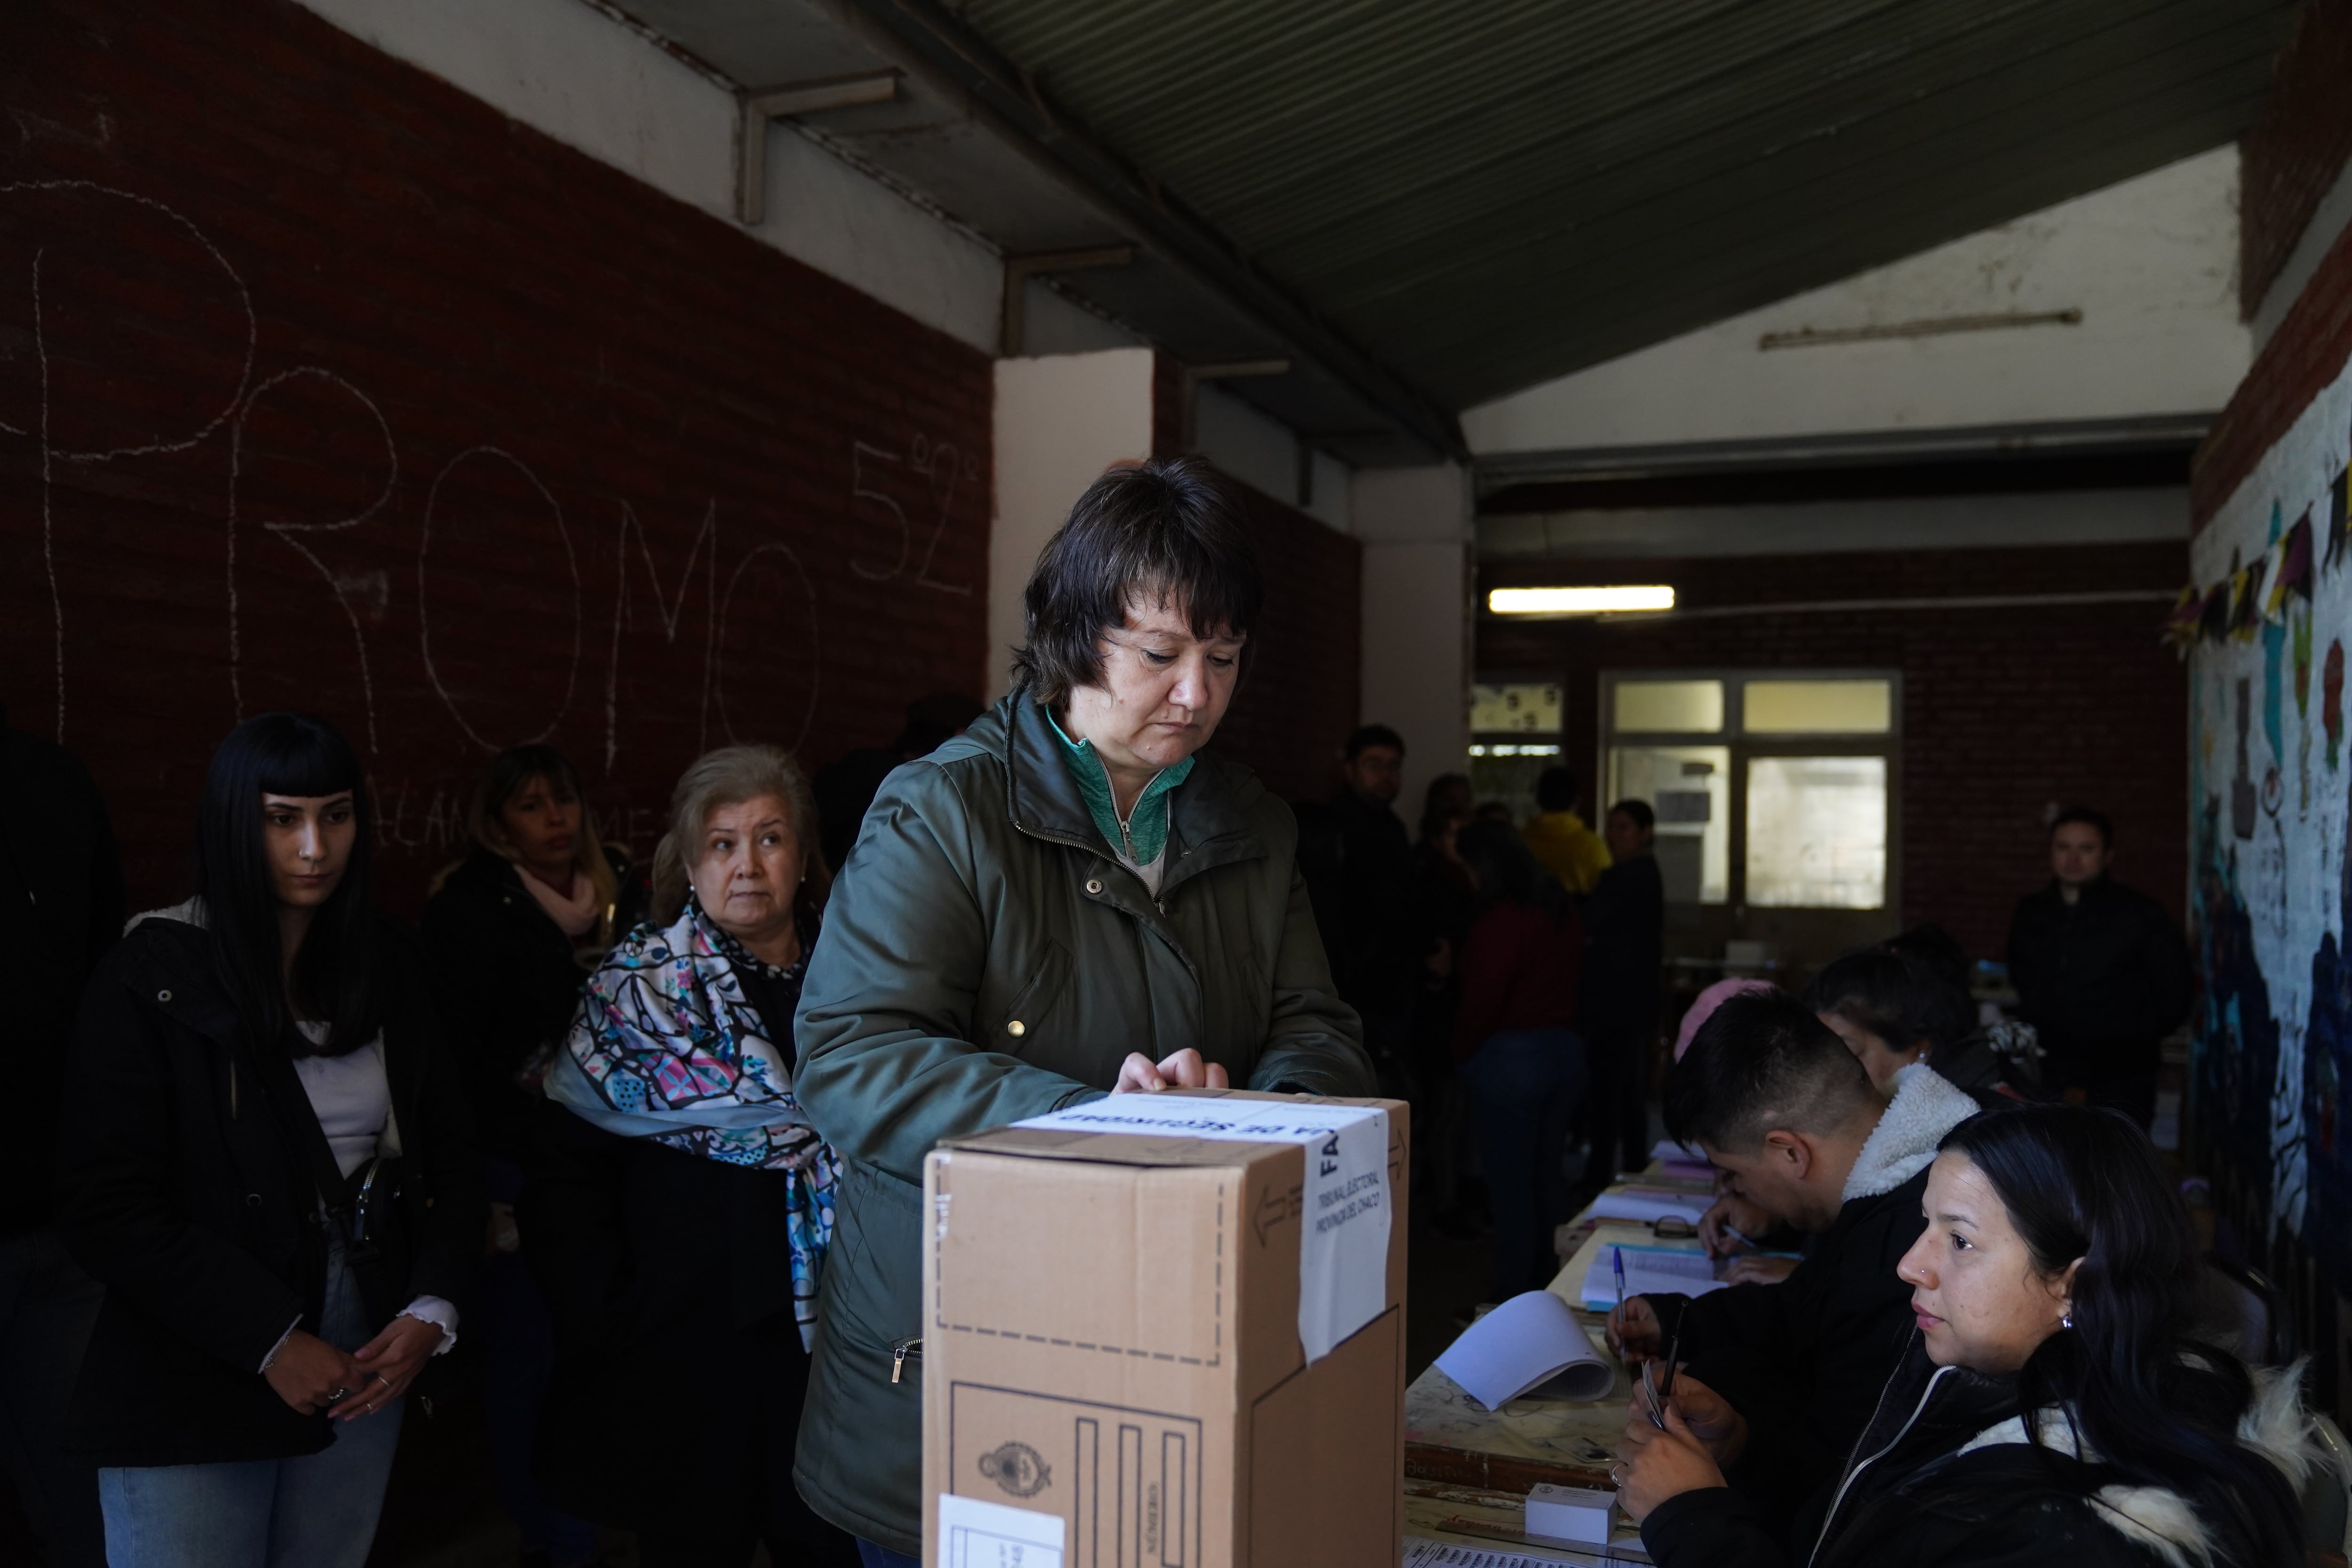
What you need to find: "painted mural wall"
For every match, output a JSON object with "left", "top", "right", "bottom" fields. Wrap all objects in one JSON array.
[{"left": 2188, "top": 352, "right": 2352, "bottom": 1281}]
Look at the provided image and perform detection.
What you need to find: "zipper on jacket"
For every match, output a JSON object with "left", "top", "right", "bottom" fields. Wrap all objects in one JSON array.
[
  {"left": 1808, "top": 1362, "right": 1959, "bottom": 1568},
  {"left": 892, "top": 1336, "right": 923, "bottom": 1384}
]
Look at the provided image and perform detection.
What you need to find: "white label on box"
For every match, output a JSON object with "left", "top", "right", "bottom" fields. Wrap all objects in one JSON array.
[
  {"left": 938, "top": 1491, "right": 1065, "bottom": 1568},
  {"left": 1010, "top": 1094, "right": 1391, "bottom": 1361}
]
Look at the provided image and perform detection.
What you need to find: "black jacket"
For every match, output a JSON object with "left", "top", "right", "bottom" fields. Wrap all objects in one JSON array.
[
  {"left": 1641, "top": 1164, "right": 1931, "bottom": 1529},
  {"left": 0, "top": 706, "right": 123, "bottom": 1234},
  {"left": 418, "top": 847, "right": 642, "bottom": 1162},
  {"left": 2005, "top": 877, "right": 2190, "bottom": 1076},
  {"left": 56, "top": 912, "right": 482, "bottom": 1466},
  {"left": 1298, "top": 788, "right": 1418, "bottom": 1020},
  {"left": 1642, "top": 1340, "right": 2293, "bottom": 1568},
  {"left": 1580, "top": 851, "right": 1664, "bottom": 1043}
]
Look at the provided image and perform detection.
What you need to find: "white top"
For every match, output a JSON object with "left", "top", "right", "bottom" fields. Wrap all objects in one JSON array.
[
  {"left": 292, "top": 1026, "right": 390, "bottom": 1179},
  {"left": 271, "top": 1024, "right": 458, "bottom": 1362}
]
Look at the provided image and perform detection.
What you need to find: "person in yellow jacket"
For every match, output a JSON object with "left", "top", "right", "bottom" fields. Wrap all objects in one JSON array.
[{"left": 1521, "top": 765, "right": 1611, "bottom": 893}]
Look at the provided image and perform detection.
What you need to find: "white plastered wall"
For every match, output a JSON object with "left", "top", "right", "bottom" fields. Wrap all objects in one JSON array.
[
  {"left": 1353, "top": 465, "right": 1474, "bottom": 814},
  {"left": 989, "top": 349, "right": 1158, "bottom": 701},
  {"left": 1463, "top": 147, "right": 2249, "bottom": 454},
  {"left": 292, "top": 0, "right": 1005, "bottom": 354}
]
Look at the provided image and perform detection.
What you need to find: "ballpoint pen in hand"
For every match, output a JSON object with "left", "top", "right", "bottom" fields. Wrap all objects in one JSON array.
[
  {"left": 1722, "top": 1222, "right": 1760, "bottom": 1250},
  {"left": 1612, "top": 1244, "right": 1628, "bottom": 1313}
]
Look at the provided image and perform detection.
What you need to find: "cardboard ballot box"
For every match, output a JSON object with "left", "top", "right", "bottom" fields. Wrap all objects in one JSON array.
[{"left": 922, "top": 1089, "right": 1409, "bottom": 1568}]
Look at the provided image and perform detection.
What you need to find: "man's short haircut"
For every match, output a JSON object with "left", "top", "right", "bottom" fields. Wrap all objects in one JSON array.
[
  {"left": 1011, "top": 456, "right": 1262, "bottom": 707},
  {"left": 1608, "top": 798, "right": 1655, "bottom": 834},
  {"left": 1665, "top": 988, "right": 1879, "bottom": 1153},
  {"left": 1344, "top": 724, "right": 1405, "bottom": 761},
  {"left": 1535, "top": 766, "right": 1578, "bottom": 812},
  {"left": 2051, "top": 805, "right": 2113, "bottom": 847}
]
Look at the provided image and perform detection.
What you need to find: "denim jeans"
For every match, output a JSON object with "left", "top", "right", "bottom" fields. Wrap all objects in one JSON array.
[
  {"left": 96, "top": 1247, "right": 405, "bottom": 1568},
  {"left": 0, "top": 1226, "right": 106, "bottom": 1567},
  {"left": 1460, "top": 1027, "right": 1588, "bottom": 1298}
]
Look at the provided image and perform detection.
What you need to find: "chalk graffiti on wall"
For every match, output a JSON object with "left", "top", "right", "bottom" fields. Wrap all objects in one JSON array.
[{"left": 2190, "top": 355, "right": 2352, "bottom": 1286}]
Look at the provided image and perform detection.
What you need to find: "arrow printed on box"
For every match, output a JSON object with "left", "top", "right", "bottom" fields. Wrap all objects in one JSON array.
[{"left": 1253, "top": 1185, "right": 1302, "bottom": 1245}]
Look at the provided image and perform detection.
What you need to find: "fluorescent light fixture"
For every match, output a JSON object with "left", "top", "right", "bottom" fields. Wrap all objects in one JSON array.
[
  {"left": 1489, "top": 585, "right": 1675, "bottom": 616},
  {"left": 1468, "top": 743, "right": 1561, "bottom": 757}
]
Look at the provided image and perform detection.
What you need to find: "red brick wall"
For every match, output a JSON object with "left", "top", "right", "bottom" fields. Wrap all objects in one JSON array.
[
  {"left": 1479, "top": 539, "right": 2189, "bottom": 958},
  {"left": 0, "top": 0, "right": 993, "bottom": 915},
  {"left": 2241, "top": 0, "right": 2352, "bottom": 320},
  {"left": 1149, "top": 352, "right": 1362, "bottom": 805}
]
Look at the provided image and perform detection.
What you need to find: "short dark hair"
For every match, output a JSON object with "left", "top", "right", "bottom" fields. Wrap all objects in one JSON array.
[
  {"left": 1664, "top": 988, "right": 1877, "bottom": 1152},
  {"left": 195, "top": 713, "right": 384, "bottom": 1060},
  {"left": 1455, "top": 817, "right": 1570, "bottom": 925},
  {"left": 1344, "top": 724, "right": 1405, "bottom": 761},
  {"left": 2051, "top": 806, "right": 2113, "bottom": 846},
  {"left": 1607, "top": 798, "right": 1655, "bottom": 834},
  {"left": 1535, "top": 766, "right": 1578, "bottom": 812},
  {"left": 1010, "top": 457, "right": 1263, "bottom": 707},
  {"left": 1807, "top": 946, "right": 1973, "bottom": 1056}
]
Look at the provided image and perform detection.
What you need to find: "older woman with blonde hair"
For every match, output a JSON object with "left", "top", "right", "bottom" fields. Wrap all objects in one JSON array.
[{"left": 522, "top": 744, "right": 857, "bottom": 1568}]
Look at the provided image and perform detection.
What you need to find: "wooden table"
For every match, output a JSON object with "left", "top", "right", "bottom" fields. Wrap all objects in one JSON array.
[{"left": 1403, "top": 1166, "right": 1719, "bottom": 1506}]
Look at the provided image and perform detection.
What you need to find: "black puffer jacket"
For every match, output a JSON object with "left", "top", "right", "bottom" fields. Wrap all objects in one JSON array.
[
  {"left": 2005, "top": 876, "right": 2190, "bottom": 1077},
  {"left": 1643, "top": 1338, "right": 2309, "bottom": 1568},
  {"left": 56, "top": 909, "right": 482, "bottom": 1466},
  {"left": 419, "top": 846, "right": 641, "bottom": 1162}
]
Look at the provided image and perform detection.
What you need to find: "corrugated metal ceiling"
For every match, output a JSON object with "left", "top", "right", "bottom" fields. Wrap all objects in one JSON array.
[{"left": 958, "top": 0, "right": 2300, "bottom": 409}]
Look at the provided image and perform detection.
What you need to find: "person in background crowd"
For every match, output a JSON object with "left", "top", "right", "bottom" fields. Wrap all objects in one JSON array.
[
  {"left": 525, "top": 745, "right": 857, "bottom": 1568},
  {"left": 1411, "top": 774, "right": 1479, "bottom": 1224},
  {"left": 57, "top": 713, "right": 479, "bottom": 1568},
  {"left": 1300, "top": 724, "right": 1418, "bottom": 1092},
  {"left": 1609, "top": 989, "right": 1978, "bottom": 1536},
  {"left": 811, "top": 691, "right": 983, "bottom": 876},
  {"left": 1810, "top": 936, "right": 2029, "bottom": 1110},
  {"left": 0, "top": 700, "right": 122, "bottom": 1568},
  {"left": 2005, "top": 808, "right": 2190, "bottom": 1129},
  {"left": 1522, "top": 765, "right": 1611, "bottom": 895},
  {"left": 1451, "top": 819, "right": 1587, "bottom": 1298},
  {"left": 1617, "top": 1106, "right": 2311, "bottom": 1568},
  {"left": 793, "top": 458, "right": 1372, "bottom": 1568},
  {"left": 420, "top": 745, "right": 642, "bottom": 1568},
  {"left": 1578, "top": 799, "right": 1665, "bottom": 1190}
]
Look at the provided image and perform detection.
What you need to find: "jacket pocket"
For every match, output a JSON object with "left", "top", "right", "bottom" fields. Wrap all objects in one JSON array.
[{"left": 982, "top": 939, "right": 1073, "bottom": 1053}]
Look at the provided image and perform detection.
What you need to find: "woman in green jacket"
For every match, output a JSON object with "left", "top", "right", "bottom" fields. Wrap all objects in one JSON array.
[{"left": 792, "top": 456, "right": 1375, "bottom": 1564}]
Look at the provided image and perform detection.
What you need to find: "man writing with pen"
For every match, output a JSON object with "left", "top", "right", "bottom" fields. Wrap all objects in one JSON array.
[{"left": 1602, "top": 989, "right": 1979, "bottom": 1536}]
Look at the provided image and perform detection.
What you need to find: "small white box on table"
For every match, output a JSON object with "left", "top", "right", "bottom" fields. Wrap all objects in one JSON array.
[{"left": 1525, "top": 1482, "right": 1614, "bottom": 1547}]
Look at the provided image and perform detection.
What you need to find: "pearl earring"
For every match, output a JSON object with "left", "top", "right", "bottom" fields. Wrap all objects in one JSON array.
[{"left": 2061, "top": 1312, "right": 2074, "bottom": 1329}]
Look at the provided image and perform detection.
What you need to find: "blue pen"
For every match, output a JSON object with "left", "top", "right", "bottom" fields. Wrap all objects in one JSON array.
[{"left": 1613, "top": 1244, "right": 1628, "bottom": 1307}]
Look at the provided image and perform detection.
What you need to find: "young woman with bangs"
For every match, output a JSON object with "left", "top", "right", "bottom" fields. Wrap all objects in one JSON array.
[{"left": 56, "top": 712, "right": 480, "bottom": 1568}]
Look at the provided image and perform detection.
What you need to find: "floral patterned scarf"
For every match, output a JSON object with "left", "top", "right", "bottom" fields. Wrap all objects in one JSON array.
[{"left": 545, "top": 896, "right": 838, "bottom": 1345}]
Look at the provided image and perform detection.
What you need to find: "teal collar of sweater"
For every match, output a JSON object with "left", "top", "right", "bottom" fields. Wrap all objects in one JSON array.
[{"left": 1045, "top": 709, "right": 1194, "bottom": 868}]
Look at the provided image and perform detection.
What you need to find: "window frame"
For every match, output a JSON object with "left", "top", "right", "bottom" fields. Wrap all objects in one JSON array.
[{"left": 1601, "top": 668, "right": 1903, "bottom": 912}]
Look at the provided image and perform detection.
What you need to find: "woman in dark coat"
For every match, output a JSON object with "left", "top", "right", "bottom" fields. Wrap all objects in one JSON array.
[
  {"left": 420, "top": 744, "right": 639, "bottom": 1568},
  {"left": 523, "top": 744, "right": 857, "bottom": 1568},
  {"left": 56, "top": 712, "right": 480, "bottom": 1568},
  {"left": 1615, "top": 1106, "right": 2310, "bottom": 1568}
]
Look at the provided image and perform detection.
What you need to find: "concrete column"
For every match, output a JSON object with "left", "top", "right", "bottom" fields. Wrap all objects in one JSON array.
[
  {"left": 1351, "top": 463, "right": 1474, "bottom": 815},
  {"left": 989, "top": 347, "right": 1156, "bottom": 701}
]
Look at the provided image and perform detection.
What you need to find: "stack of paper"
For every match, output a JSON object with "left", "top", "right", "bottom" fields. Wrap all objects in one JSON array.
[
  {"left": 1578, "top": 1242, "right": 1725, "bottom": 1309},
  {"left": 1582, "top": 1188, "right": 1713, "bottom": 1227},
  {"left": 1434, "top": 1289, "right": 1615, "bottom": 1408}
]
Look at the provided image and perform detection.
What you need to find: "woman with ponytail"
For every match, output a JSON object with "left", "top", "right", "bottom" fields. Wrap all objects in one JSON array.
[{"left": 1616, "top": 1103, "right": 2312, "bottom": 1568}]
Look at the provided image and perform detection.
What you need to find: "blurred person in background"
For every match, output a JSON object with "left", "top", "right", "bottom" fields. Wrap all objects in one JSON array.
[
  {"left": 1578, "top": 799, "right": 1664, "bottom": 1190},
  {"left": 421, "top": 744, "right": 643, "bottom": 1568},
  {"left": 1522, "top": 765, "right": 1610, "bottom": 895},
  {"left": 1300, "top": 724, "right": 1418, "bottom": 1095},
  {"left": 58, "top": 713, "right": 478, "bottom": 1568},
  {"left": 2005, "top": 809, "right": 2188, "bottom": 1129},
  {"left": 1451, "top": 818, "right": 1587, "bottom": 1298},
  {"left": 0, "top": 700, "right": 122, "bottom": 1568},
  {"left": 812, "top": 692, "right": 983, "bottom": 876},
  {"left": 526, "top": 745, "right": 857, "bottom": 1568},
  {"left": 1411, "top": 774, "right": 1478, "bottom": 1227}
]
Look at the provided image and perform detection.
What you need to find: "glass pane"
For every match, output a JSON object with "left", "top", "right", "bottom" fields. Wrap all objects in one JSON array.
[
  {"left": 1613, "top": 679, "right": 1724, "bottom": 734},
  {"left": 1606, "top": 745, "right": 1730, "bottom": 904},
  {"left": 1743, "top": 679, "right": 1891, "bottom": 734},
  {"left": 1470, "top": 682, "right": 1563, "bottom": 734},
  {"left": 1745, "top": 756, "right": 1887, "bottom": 909}
]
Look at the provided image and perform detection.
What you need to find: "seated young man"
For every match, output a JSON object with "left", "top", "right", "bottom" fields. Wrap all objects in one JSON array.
[{"left": 1607, "top": 988, "right": 1978, "bottom": 1532}]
